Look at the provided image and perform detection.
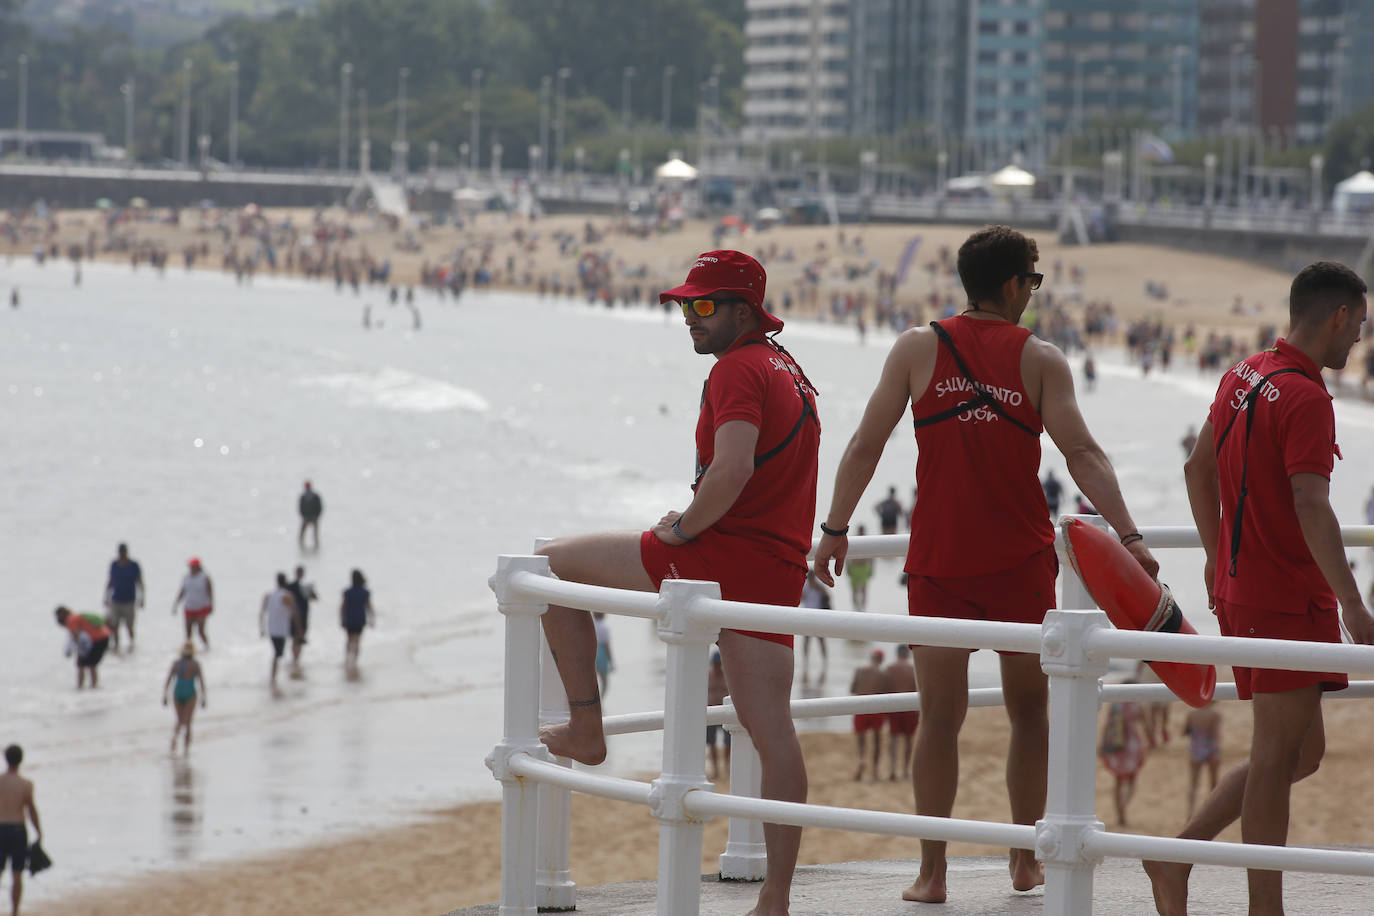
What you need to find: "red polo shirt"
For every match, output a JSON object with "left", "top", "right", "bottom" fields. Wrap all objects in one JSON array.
[
  {"left": 695, "top": 332, "right": 820, "bottom": 569},
  {"left": 1208, "top": 339, "right": 1338, "bottom": 612}
]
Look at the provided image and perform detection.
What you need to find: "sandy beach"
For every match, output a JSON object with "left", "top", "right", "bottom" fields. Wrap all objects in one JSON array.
[
  {"left": 29, "top": 689, "right": 1374, "bottom": 915},
  {"left": 7, "top": 207, "right": 1374, "bottom": 914}
]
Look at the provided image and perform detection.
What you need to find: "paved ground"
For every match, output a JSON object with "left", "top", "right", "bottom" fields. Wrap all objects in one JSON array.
[{"left": 451, "top": 853, "right": 1374, "bottom": 914}]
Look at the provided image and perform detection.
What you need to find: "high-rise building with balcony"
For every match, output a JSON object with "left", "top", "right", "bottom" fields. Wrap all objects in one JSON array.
[
  {"left": 742, "top": 0, "right": 852, "bottom": 139},
  {"left": 1043, "top": 1, "right": 1198, "bottom": 138},
  {"left": 963, "top": 0, "right": 1045, "bottom": 159}
]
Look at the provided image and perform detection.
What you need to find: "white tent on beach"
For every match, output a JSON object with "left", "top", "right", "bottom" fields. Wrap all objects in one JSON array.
[
  {"left": 1332, "top": 170, "right": 1374, "bottom": 214},
  {"left": 654, "top": 157, "right": 699, "bottom": 181}
]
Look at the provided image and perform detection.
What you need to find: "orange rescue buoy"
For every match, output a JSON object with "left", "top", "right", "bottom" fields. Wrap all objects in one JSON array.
[{"left": 1060, "top": 517, "right": 1216, "bottom": 708}]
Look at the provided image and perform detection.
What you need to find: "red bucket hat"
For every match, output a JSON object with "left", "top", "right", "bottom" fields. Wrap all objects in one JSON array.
[{"left": 659, "top": 250, "right": 783, "bottom": 333}]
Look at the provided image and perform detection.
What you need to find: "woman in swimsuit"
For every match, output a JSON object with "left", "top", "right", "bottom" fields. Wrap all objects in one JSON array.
[
  {"left": 162, "top": 641, "right": 206, "bottom": 754},
  {"left": 1183, "top": 699, "right": 1222, "bottom": 816}
]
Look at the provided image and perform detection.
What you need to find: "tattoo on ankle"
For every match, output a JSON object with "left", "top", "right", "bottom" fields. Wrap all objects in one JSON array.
[{"left": 568, "top": 695, "right": 601, "bottom": 708}]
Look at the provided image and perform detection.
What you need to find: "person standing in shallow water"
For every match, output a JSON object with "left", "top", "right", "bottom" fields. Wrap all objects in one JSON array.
[
  {"left": 104, "top": 542, "right": 144, "bottom": 654},
  {"left": 162, "top": 642, "right": 206, "bottom": 754},
  {"left": 298, "top": 480, "right": 323, "bottom": 550},
  {"left": 534, "top": 250, "right": 820, "bottom": 916},
  {"left": 340, "top": 569, "right": 374, "bottom": 671},
  {"left": 259, "top": 573, "right": 300, "bottom": 687},
  {"left": 172, "top": 558, "right": 213, "bottom": 650},
  {"left": 812, "top": 225, "right": 1157, "bottom": 904}
]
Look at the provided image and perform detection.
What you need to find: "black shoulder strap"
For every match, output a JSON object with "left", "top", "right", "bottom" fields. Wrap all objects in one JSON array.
[
  {"left": 912, "top": 321, "right": 1038, "bottom": 436},
  {"left": 693, "top": 340, "right": 819, "bottom": 490},
  {"left": 1214, "top": 366, "right": 1307, "bottom": 578}
]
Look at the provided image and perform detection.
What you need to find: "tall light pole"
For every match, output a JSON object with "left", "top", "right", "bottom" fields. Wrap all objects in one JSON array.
[
  {"left": 621, "top": 65, "right": 635, "bottom": 130},
  {"left": 392, "top": 67, "right": 410, "bottom": 179},
  {"left": 359, "top": 88, "right": 370, "bottom": 174},
  {"left": 662, "top": 64, "right": 675, "bottom": 131},
  {"left": 16, "top": 53, "right": 27, "bottom": 157},
  {"left": 554, "top": 66, "right": 570, "bottom": 181},
  {"left": 339, "top": 62, "right": 352, "bottom": 173},
  {"left": 470, "top": 68, "right": 482, "bottom": 172},
  {"left": 539, "top": 75, "right": 551, "bottom": 176},
  {"left": 228, "top": 60, "right": 239, "bottom": 167},
  {"left": 178, "top": 59, "right": 193, "bottom": 167},
  {"left": 121, "top": 79, "right": 135, "bottom": 162}
]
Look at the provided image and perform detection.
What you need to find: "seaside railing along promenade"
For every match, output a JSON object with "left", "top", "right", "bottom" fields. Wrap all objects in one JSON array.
[{"left": 488, "top": 518, "right": 1374, "bottom": 916}]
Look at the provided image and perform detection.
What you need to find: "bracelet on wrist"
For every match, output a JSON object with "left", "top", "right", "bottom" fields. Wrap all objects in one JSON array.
[
  {"left": 1119, "top": 531, "right": 1144, "bottom": 546},
  {"left": 820, "top": 522, "right": 850, "bottom": 537},
  {"left": 672, "top": 518, "right": 693, "bottom": 542}
]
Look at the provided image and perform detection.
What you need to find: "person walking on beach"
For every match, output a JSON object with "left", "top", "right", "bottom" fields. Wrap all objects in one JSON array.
[
  {"left": 341, "top": 569, "right": 374, "bottom": 671},
  {"left": 884, "top": 644, "right": 918, "bottom": 782},
  {"left": 799, "top": 570, "right": 829, "bottom": 683},
  {"left": 812, "top": 225, "right": 1157, "bottom": 904},
  {"left": 286, "top": 566, "right": 318, "bottom": 670},
  {"left": 534, "top": 250, "right": 820, "bottom": 916},
  {"left": 874, "top": 486, "right": 903, "bottom": 535},
  {"left": 259, "top": 573, "right": 300, "bottom": 687},
  {"left": 845, "top": 525, "right": 874, "bottom": 611},
  {"left": 1, "top": 744, "right": 41, "bottom": 916},
  {"left": 1041, "top": 470, "right": 1063, "bottom": 519},
  {"left": 162, "top": 642, "right": 206, "bottom": 754},
  {"left": 1098, "top": 694, "right": 1148, "bottom": 827},
  {"left": 850, "top": 649, "right": 887, "bottom": 781},
  {"left": 1183, "top": 699, "right": 1222, "bottom": 817},
  {"left": 298, "top": 480, "right": 323, "bottom": 550},
  {"left": 1147, "top": 261, "right": 1374, "bottom": 916},
  {"left": 172, "top": 558, "right": 213, "bottom": 650},
  {"left": 592, "top": 611, "right": 613, "bottom": 697},
  {"left": 104, "top": 542, "right": 144, "bottom": 653},
  {"left": 705, "top": 649, "right": 731, "bottom": 781},
  {"left": 54, "top": 606, "right": 111, "bottom": 689}
]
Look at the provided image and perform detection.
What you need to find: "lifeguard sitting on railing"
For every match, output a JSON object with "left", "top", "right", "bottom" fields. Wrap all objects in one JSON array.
[
  {"left": 1149, "top": 261, "right": 1374, "bottom": 916},
  {"left": 534, "top": 250, "right": 820, "bottom": 916},
  {"left": 812, "top": 225, "right": 1159, "bottom": 905}
]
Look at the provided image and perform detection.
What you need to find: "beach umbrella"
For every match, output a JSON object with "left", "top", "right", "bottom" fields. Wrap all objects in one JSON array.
[
  {"left": 654, "top": 157, "right": 699, "bottom": 181},
  {"left": 755, "top": 207, "right": 784, "bottom": 225},
  {"left": 988, "top": 164, "right": 1036, "bottom": 188},
  {"left": 1333, "top": 170, "right": 1374, "bottom": 214},
  {"left": 94, "top": 198, "right": 112, "bottom": 210},
  {"left": 128, "top": 196, "right": 149, "bottom": 209}
]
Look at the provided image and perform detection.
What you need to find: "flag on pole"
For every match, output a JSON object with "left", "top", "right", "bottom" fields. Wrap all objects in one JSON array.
[{"left": 894, "top": 236, "right": 922, "bottom": 286}]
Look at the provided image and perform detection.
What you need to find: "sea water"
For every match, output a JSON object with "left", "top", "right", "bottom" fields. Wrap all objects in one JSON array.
[{"left": 4, "top": 256, "right": 1373, "bottom": 902}]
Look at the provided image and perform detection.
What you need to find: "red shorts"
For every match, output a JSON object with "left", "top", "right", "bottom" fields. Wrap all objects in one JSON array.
[
  {"left": 854, "top": 713, "right": 885, "bottom": 733},
  {"left": 906, "top": 546, "right": 1058, "bottom": 655},
  {"left": 887, "top": 710, "right": 919, "bottom": 736},
  {"left": 184, "top": 606, "right": 212, "bottom": 621},
  {"left": 1214, "top": 598, "right": 1347, "bottom": 699},
  {"left": 640, "top": 530, "right": 803, "bottom": 648}
]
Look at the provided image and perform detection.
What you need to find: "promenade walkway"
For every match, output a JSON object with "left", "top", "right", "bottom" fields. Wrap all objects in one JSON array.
[{"left": 452, "top": 851, "right": 1374, "bottom": 914}]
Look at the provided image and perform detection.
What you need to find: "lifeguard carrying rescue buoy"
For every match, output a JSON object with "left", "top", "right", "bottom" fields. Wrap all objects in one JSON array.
[{"left": 1060, "top": 517, "right": 1216, "bottom": 708}]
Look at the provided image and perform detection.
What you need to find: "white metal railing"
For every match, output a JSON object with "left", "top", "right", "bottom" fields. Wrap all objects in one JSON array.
[{"left": 487, "top": 520, "right": 1374, "bottom": 915}]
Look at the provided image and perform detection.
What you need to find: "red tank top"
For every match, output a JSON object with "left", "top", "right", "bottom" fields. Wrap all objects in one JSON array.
[{"left": 905, "top": 316, "right": 1053, "bottom": 577}]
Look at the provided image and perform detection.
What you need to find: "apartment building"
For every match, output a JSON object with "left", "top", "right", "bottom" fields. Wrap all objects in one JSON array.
[{"left": 742, "top": 0, "right": 851, "bottom": 139}]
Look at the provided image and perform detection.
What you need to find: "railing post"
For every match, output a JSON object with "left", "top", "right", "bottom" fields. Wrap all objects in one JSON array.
[
  {"left": 651, "top": 580, "right": 721, "bottom": 916},
  {"left": 718, "top": 693, "right": 767, "bottom": 880},
  {"left": 487, "top": 555, "right": 556, "bottom": 916},
  {"left": 1038, "top": 608, "right": 1110, "bottom": 916},
  {"left": 532, "top": 539, "right": 576, "bottom": 911}
]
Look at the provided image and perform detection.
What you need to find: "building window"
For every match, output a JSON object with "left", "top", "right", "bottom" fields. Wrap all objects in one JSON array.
[{"left": 978, "top": 19, "right": 1000, "bottom": 35}]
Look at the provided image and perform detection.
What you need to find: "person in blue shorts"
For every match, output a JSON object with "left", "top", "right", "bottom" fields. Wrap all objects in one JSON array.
[{"left": 104, "top": 542, "right": 144, "bottom": 653}]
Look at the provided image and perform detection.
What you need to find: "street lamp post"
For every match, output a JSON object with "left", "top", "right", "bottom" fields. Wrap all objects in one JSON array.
[
  {"left": 17, "top": 53, "right": 27, "bottom": 158},
  {"left": 359, "top": 88, "right": 370, "bottom": 174},
  {"left": 393, "top": 67, "right": 410, "bottom": 180},
  {"left": 662, "top": 64, "right": 675, "bottom": 131},
  {"left": 228, "top": 60, "right": 239, "bottom": 167},
  {"left": 539, "top": 75, "right": 551, "bottom": 176},
  {"left": 1310, "top": 153, "right": 1324, "bottom": 213},
  {"left": 121, "top": 79, "right": 135, "bottom": 163},
  {"left": 428, "top": 139, "right": 439, "bottom": 177},
  {"left": 339, "top": 63, "right": 352, "bottom": 173},
  {"left": 554, "top": 67, "right": 570, "bottom": 182},
  {"left": 470, "top": 68, "right": 482, "bottom": 173},
  {"left": 621, "top": 65, "right": 635, "bottom": 130},
  {"left": 491, "top": 140, "right": 502, "bottom": 181},
  {"left": 179, "top": 58, "right": 193, "bottom": 167}
]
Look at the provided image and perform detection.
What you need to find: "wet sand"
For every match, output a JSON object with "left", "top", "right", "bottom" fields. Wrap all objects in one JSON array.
[{"left": 30, "top": 692, "right": 1374, "bottom": 914}]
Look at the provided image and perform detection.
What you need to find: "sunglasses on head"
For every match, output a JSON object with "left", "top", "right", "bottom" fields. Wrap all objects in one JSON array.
[{"left": 680, "top": 297, "right": 742, "bottom": 318}]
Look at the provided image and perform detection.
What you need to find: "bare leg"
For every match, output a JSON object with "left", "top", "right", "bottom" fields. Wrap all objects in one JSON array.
[
  {"left": 11, "top": 868, "right": 22, "bottom": 916},
  {"left": 1187, "top": 759, "right": 1202, "bottom": 817},
  {"left": 1000, "top": 652, "right": 1048, "bottom": 892},
  {"left": 854, "top": 731, "right": 866, "bottom": 781},
  {"left": 871, "top": 725, "right": 882, "bottom": 780},
  {"left": 195, "top": 619, "right": 209, "bottom": 650},
  {"left": 902, "top": 646, "right": 971, "bottom": 904},
  {"left": 1145, "top": 687, "right": 1324, "bottom": 916},
  {"left": 535, "top": 533, "right": 654, "bottom": 766},
  {"left": 718, "top": 630, "right": 805, "bottom": 916}
]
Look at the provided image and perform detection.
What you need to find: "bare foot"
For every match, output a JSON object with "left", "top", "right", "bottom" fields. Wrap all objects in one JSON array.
[
  {"left": 744, "top": 883, "right": 790, "bottom": 915},
  {"left": 539, "top": 721, "right": 606, "bottom": 765},
  {"left": 1009, "top": 850, "right": 1044, "bottom": 892},
  {"left": 901, "top": 874, "right": 946, "bottom": 903},
  {"left": 1142, "top": 859, "right": 1191, "bottom": 916}
]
